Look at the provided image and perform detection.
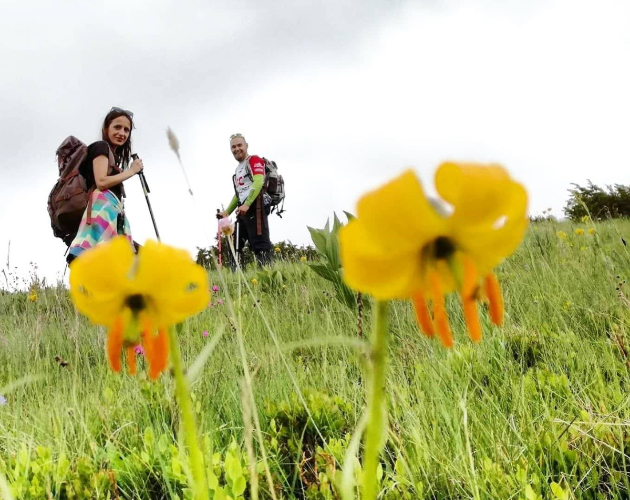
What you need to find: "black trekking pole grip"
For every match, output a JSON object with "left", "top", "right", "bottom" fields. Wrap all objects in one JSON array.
[
  {"left": 131, "top": 153, "right": 161, "bottom": 242},
  {"left": 131, "top": 154, "right": 150, "bottom": 194}
]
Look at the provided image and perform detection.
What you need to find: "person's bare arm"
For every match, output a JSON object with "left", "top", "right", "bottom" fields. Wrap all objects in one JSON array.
[{"left": 93, "top": 156, "right": 143, "bottom": 191}]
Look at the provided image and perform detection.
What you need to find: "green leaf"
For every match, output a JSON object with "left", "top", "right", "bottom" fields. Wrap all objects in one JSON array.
[
  {"left": 103, "top": 387, "right": 114, "bottom": 403},
  {"left": 325, "top": 230, "right": 341, "bottom": 269},
  {"left": 186, "top": 324, "right": 225, "bottom": 385},
  {"left": 525, "top": 485, "right": 541, "bottom": 500},
  {"left": 308, "top": 264, "right": 339, "bottom": 283},
  {"left": 0, "top": 471, "right": 14, "bottom": 500},
  {"left": 550, "top": 482, "right": 569, "bottom": 500},
  {"left": 332, "top": 279, "right": 357, "bottom": 311},
  {"left": 343, "top": 210, "right": 356, "bottom": 222},
  {"left": 232, "top": 475, "right": 246, "bottom": 496},
  {"left": 207, "top": 470, "right": 219, "bottom": 490},
  {"left": 143, "top": 427, "right": 155, "bottom": 448},
  {"left": 332, "top": 212, "right": 343, "bottom": 233},
  {"left": 225, "top": 452, "right": 242, "bottom": 481},
  {"left": 307, "top": 226, "right": 328, "bottom": 255}
]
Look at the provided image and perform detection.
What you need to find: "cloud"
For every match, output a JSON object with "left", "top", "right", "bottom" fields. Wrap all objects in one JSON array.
[{"left": 1, "top": 0, "right": 629, "bottom": 287}]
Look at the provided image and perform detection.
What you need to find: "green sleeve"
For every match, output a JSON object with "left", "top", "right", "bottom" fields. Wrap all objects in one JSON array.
[
  {"left": 244, "top": 174, "right": 265, "bottom": 206},
  {"left": 226, "top": 195, "right": 238, "bottom": 215}
]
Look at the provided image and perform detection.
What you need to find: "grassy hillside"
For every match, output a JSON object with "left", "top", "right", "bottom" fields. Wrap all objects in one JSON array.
[{"left": 0, "top": 220, "right": 629, "bottom": 499}]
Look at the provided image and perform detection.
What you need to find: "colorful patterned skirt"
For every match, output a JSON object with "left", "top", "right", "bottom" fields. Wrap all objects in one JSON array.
[{"left": 67, "top": 189, "right": 133, "bottom": 262}]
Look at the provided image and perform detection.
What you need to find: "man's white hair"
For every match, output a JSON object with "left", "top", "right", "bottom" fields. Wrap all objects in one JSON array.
[{"left": 230, "top": 133, "right": 246, "bottom": 142}]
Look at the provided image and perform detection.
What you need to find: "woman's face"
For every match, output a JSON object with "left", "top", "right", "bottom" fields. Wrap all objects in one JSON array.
[{"left": 106, "top": 116, "right": 132, "bottom": 147}]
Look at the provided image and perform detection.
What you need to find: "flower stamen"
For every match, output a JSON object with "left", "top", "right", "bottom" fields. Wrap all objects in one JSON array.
[
  {"left": 484, "top": 273, "right": 504, "bottom": 325},
  {"left": 463, "top": 299, "right": 481, "bottom": 342},
  {"left": 412, "top": 292, "right": 434, "bottom": 337},
  {"left": 462, "top": 256, "right": 482, "bottom": 342},
  {"left": 146, "top": 328, "right": 169, "bottom": 380},
  {"left": 429, "top": 270, "right": 453, "bottom": 348},
  {"left": 127, "top": 346, "right": 137, "bottom": 375},
  {"left": 107, "top": 317, "right": 124, "bottom": 372}
]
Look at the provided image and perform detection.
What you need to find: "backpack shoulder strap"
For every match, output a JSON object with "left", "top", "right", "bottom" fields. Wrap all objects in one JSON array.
[{"left": 106, "top": 146, "right": 119, "bottom": 173}]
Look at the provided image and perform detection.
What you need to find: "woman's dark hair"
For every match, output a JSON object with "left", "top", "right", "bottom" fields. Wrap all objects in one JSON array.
[{"left": 101, "top": 109, "right": 134, "bottom": 169}]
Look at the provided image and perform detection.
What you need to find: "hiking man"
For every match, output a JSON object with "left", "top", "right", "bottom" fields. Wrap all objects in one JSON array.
[{"left": 217, "top": 133, "right": 272, "bottom": 268}]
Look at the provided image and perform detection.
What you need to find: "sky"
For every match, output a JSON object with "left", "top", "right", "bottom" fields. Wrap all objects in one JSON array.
[{"left": 0, "top": 0, "right": 628, "bottom": 288}]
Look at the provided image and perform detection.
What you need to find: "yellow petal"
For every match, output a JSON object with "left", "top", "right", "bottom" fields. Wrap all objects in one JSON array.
[
  {"left": 132, "top": 241, "right": 209, "bottom": 326},
  {"left": 448, "top": 174, "right": 528, "bottom": 273},
  {"left": 69, "top": 236, "right": 134, "bottom": 326},
  {"left": 436, "top": 162, "right": 526, "bottom": 227},
  {"left": 456, "top": 214, "right": 528, "bottom": 274},
  {"left": 356, "top": 169, "right": 445, "bottom": 255},
  {"left": 339, "top": 220, "right": 422, "bottom": 300}
]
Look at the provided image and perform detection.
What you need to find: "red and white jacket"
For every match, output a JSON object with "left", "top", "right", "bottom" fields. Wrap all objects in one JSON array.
[{"left": 234, "top": 155, "right": 265, "bottom": 204}]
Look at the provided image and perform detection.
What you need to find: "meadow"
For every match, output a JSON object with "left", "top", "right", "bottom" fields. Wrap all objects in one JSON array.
[{"left": 0, "top": 219, "right": 629, "bottom": 499}]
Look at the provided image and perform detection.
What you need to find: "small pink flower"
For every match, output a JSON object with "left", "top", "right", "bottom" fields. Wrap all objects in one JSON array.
[
  {"left": 134, "top": 345, "right": 145, "bottom": 356},
  {"left": 208, "top": 301, "right": 214, "bottom": 308},
  {"left": 217, "top": 299, "right": 224, "bottom": 305},
  {"left": 212, "top": 285, "right": 220, "bottom": 293},
  {"left": 203, "top": 330, "right": 209, "bottom": 338},
  {"left": 218, "top": 217, "right": 234, "bottom": 236}
]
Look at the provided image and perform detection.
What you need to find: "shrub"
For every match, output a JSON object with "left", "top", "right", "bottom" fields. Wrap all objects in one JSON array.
[{"left": 564, "top": 181, "right": 630, "bottom": 220}]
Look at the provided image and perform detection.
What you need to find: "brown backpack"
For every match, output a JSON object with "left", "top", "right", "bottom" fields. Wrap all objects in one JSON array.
[{"left": 47, "top": 136, "right": 116, "bottom": 246}]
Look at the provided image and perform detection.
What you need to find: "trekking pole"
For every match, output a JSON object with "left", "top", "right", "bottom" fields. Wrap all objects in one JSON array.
[
  {"left": 131, "top": 154, "right": 161, "bottom": 241},
  {"left": 235, "top": 216, "right": 241, "bottom": 269},
  {"left": 216, "top": 209, "right": 222, "bottom": 270}
]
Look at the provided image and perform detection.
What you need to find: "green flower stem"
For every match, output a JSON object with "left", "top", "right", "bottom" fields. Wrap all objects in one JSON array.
[
  {"left": 362, "top": 300, "right": 389, "bottom": 500},
  {"left": 168, "top": 326, "right": 209, "bottom": 500}
]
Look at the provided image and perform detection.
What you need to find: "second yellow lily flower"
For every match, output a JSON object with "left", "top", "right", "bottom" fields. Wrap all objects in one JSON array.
[{"left": 339, "top": 162, "right": 528, "bottom": 347}]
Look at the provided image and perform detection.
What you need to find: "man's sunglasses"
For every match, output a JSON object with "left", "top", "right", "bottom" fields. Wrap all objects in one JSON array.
[{"left": 110, "top": 107, "right": 134, "bottom": 119}]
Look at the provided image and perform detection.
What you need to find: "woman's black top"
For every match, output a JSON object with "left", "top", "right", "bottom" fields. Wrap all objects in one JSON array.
[{"left": 79, "top": 141, "right": 124, "bottom": 200}]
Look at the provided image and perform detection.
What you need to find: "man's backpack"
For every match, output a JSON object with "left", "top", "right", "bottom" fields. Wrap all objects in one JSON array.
[
  {"left": 47, "top": 136, "right": 115, "bottom": 246},
  {"left": 253, "top": 158, "right": 285, "bottom": 216}
]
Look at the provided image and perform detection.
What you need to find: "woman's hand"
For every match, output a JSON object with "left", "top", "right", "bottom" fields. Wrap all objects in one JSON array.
[{"left": 130, "top": 158, "right": 144, "bottom": 175}]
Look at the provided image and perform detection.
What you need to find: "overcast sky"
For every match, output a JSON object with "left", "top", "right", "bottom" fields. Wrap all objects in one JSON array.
[{"left": 1, "top": 0, "right": 628, "bottom": 287}]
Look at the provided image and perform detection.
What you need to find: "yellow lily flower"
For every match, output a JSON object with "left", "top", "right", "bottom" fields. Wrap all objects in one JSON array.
[
  {"left": 69, "top": 236, "right": 209, "bottom": 379},
  {"left": 339, "top": 163, "right": 528, "bottom": 347}
]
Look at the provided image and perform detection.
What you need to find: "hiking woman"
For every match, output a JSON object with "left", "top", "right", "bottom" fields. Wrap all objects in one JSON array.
[{"left": 67, "top": 107, "right": 144, "bottom": 263}]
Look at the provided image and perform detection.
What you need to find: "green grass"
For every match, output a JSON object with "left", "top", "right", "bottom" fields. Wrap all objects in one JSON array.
[{"left": 1, "top": 220, "right": 629, "bottom": 499}]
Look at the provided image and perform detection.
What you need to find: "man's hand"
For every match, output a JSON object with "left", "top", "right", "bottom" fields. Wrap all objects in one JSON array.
[{"left": 236, "top": 204, "right": 250, "bottom": 215}]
